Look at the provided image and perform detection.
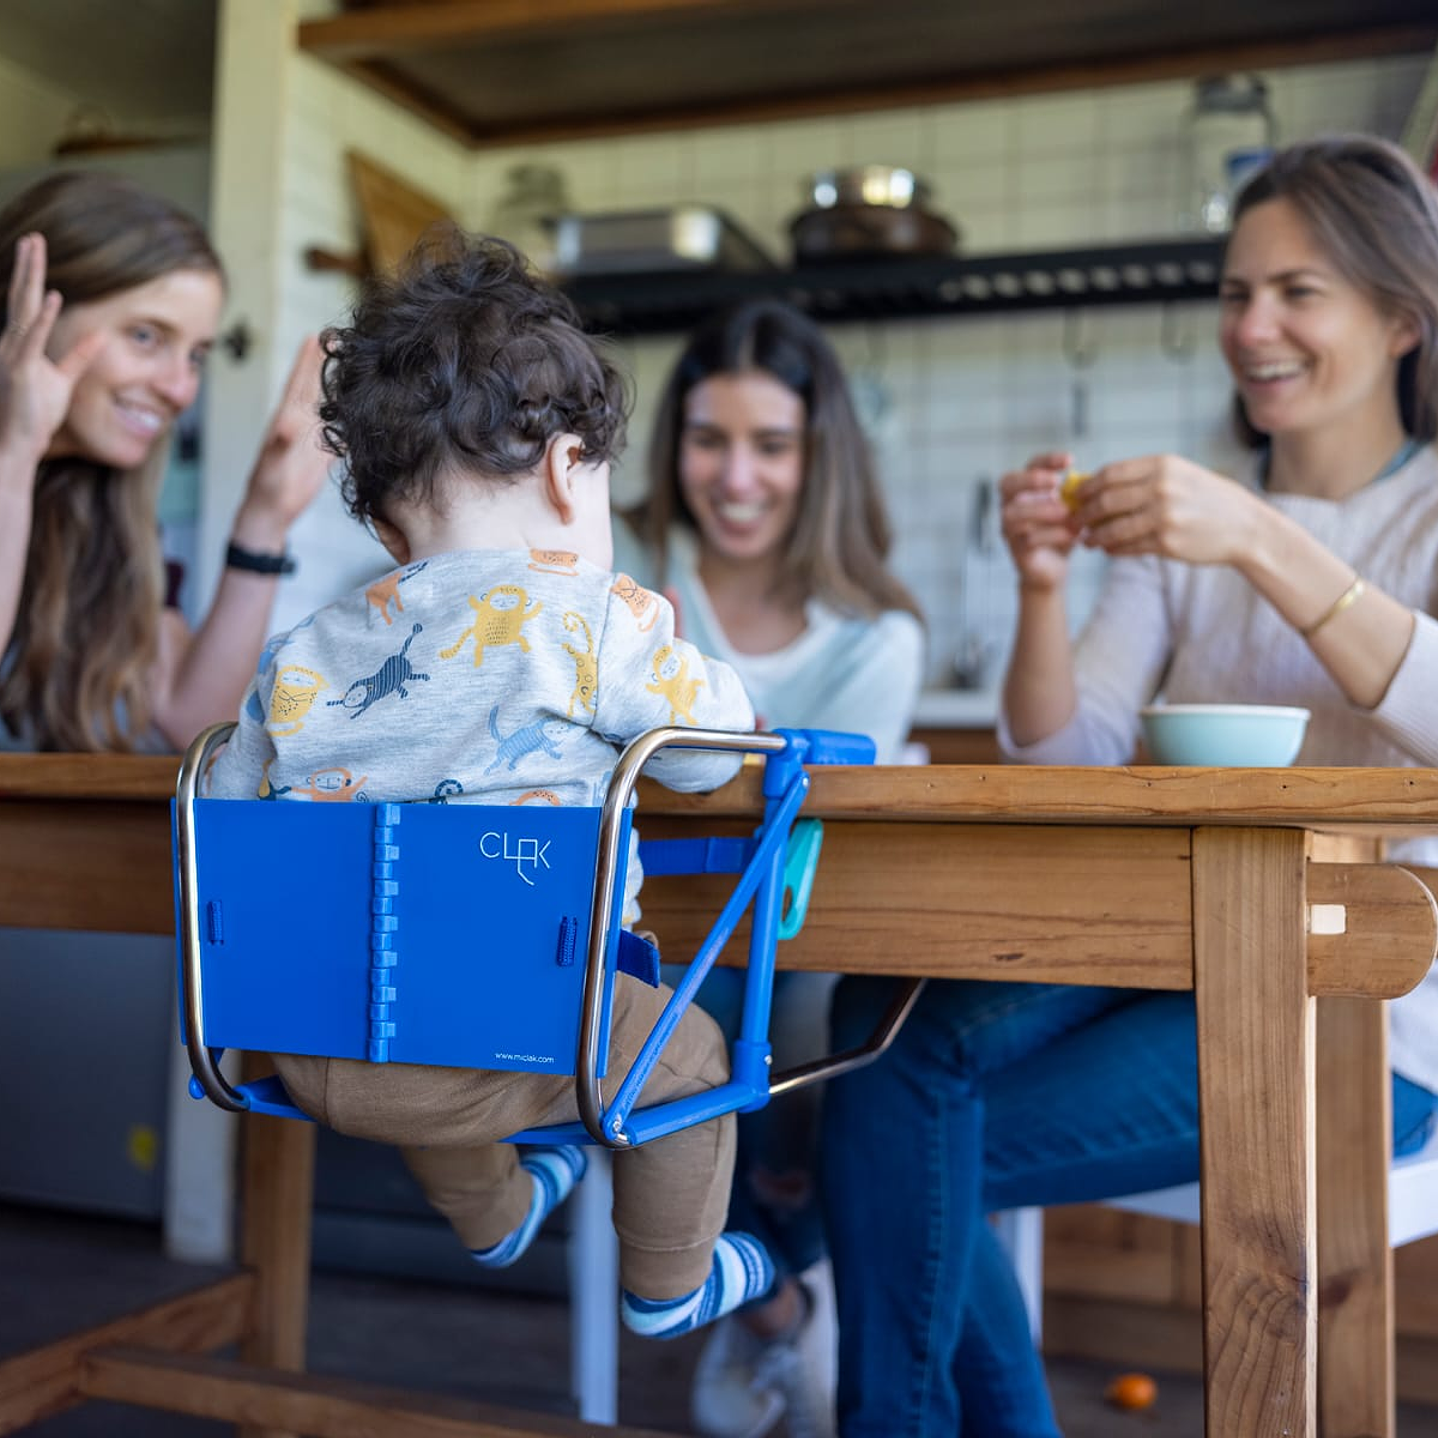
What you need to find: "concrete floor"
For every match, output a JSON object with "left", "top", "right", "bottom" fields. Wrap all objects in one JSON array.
[{"left": 0, "top": 1200, "right": 1428, "bottom": 1437}]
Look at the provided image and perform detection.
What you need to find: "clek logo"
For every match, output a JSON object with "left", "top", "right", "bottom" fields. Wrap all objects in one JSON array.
[{"left": 479, "top": 830, "right": 552, "bottom": 887}]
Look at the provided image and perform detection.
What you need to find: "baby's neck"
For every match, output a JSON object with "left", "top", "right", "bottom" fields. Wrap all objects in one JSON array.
[
  {"left": 404, "top": 511, "right": 530, "bottom": 561},
  {"left": 396, "top": 475, "right": 568, "bottom": 562}
]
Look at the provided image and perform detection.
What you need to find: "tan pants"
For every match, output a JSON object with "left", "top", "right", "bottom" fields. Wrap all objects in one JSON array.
[{"left": 274, "top": 972, "right": 734, "bottom": 1298}]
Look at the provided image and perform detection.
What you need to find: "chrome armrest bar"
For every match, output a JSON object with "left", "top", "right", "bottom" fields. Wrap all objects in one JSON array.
[
  {"left": 175, "top": 721, "right": 247, "bottom": 1112},
  {"left": 768, "top": 976, "right": 927, "bottom": 1097}
]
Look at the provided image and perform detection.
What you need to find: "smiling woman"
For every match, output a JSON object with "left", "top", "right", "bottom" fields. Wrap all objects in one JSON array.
[
  {"left": 0, "top": 170, "right": 330, "bottom": 753},
  {"left": 814, "top": 134, "right": 1438, "bottom": 1438},
  {"left": 616, "top": 298, "right": 925, "bottom": 1438},
  {"left": 46, "top": 267, "right": 223, "bottom": 470}
]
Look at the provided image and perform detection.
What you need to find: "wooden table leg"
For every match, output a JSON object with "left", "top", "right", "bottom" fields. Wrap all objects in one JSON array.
[
  {"left": 1316, "top": 996, "right": 1394, "bottom": 1438},
  {"left": 1193, "top": 827, "right": 1316, "bottom": 1438},
  {"left": 238, "top": 1101, "right": 316, "bottom": 1438}
]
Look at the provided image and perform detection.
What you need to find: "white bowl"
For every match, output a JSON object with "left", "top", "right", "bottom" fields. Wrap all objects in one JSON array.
[{"left": 1140, "top": 703, "right": 1310, "bottom": 767}]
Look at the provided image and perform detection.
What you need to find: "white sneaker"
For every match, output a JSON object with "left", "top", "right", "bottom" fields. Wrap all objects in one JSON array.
[
  {"left": 756, "top": 1263, "right": 837, "bottom": 1438},
  {"left": 691, "top": 1315, "right": 785, "bottom": 1438}
]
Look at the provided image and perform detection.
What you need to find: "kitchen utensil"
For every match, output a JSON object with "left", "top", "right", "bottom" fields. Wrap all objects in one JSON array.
[
  {"left": 790, "top": 202, "right": 958, "bottom": 261},
  {"left": 552, "top": 205, "right": 775, "bottom": 276},
  {"left": 1140, "top": 703, "right": 1309, "bottom": 765},
  {"left": 791, "top": 164, "right": 959, "bottom": 261},
  {"left": 806, "top": 165, "right": 930, "bottom": 210}
]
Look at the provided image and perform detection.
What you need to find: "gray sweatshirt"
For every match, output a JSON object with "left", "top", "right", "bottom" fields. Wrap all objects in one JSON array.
[{"left": 206, "top": 548, "right": 755, "bottom": 923}]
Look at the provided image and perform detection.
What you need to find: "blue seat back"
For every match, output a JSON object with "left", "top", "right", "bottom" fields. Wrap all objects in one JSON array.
[{"left": 177, "top": 799, "right": 630, "bottom": 1076}]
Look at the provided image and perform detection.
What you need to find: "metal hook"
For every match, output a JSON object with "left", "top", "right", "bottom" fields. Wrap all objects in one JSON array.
[
  {"left": 1062, "top": 308, "right": 1098, "bottom": 369},
  {"left": 1160, "top": 302, "right": 1195, "bottom": 361}
]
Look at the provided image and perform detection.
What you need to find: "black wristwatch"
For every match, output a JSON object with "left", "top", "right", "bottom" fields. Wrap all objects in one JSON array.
[{"left": 226, "top": 540, "right": 297, "bottom": 576}]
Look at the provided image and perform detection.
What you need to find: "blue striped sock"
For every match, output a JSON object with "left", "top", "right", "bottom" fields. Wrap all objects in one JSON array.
[
  {"left": 469, "top": 1145, "right": 587, "bottom": 1269},
  {"left": 619, "top": 1232, "right": 775, "bottom": 1340}
]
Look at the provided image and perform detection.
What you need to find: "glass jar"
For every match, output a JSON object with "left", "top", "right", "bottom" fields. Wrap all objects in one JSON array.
[{"left": 1179, "top": 74, "right": 1277, "bottom": 234}]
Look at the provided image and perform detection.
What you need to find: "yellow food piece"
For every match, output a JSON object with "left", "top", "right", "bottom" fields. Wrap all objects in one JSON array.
[
  {"left": 1104, "top": 1372, "right": 1158, "bottom": 1411},
  {"left": 1059, "top": 470, "right": 1090, "bottom": 511}
]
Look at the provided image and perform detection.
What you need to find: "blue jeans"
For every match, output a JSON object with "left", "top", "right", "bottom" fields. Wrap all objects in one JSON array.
[{"left": 821, "top": 977, "right": 1438, "bottom": 1438}]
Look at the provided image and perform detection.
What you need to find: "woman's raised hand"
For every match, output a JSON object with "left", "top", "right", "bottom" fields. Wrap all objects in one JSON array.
[
  {"left": 1070, "top": 454, "right": 1263, "bottom": 567},
  {"left": 233, "top": 335, "right": 331, "bottom": 541},
  {"left": 0, "top": 234, "right": 106, "bottom": 468},
  {"left": 999, "top": 450, "right": 1081, "bottom": 590}
]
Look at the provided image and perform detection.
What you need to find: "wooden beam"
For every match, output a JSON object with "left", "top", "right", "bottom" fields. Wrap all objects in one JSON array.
[
  {"left": 0, "top": 798, "right": 174, "bottom": 933},
  {"left": 466, "top": 25, "right": 1438, "bottom": 147},
  {"left": 638, "top": 763, "right": 1438, "bottom": 829},
  {"left": 78, "top": 1347, "right": 683, "bottom": 1438},
  {"left": 1315, "top": 998, "right": 1396, "bottom": 1438},
  {"left": 1193, "top": 827, "right": 1315, "bottom": 1438},
  {"left": 0, "top": 1276, "right": 251, "bottom": 1432},
  {"left": 338, "top": 59, "right": 478, "bottom": 145},
  {"left": 640, "top": 819, "right": 1196, "bottom": 987},
  {"left": 299, "top": 0, "right": 828, "bottom": 61},
  {"left": 0, "top": 753, "right": 175, "bottom": 799},
  {"left": 1306, "top": 861, "right": 1438, "bottom": 999},
  {"left": 303, "top": 16, "right": 1437, "bottom": 149}
]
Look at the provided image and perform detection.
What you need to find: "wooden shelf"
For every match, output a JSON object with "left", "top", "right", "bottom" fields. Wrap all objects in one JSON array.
[
  {"left": 302, "top": 2, "right": 1438, "bottom": 148},
  {"left": 560, "top": 237, "right": 1227, "bottom": 335}
]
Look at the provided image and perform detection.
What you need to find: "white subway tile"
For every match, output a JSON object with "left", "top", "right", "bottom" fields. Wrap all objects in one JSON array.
[
  {"left": 848, "top": 110, "right": 927, "bottom": 169},
  {"left": 1103, "top": 80, "right": 1191, "bottom": 146},
  {"left": 765, "top": 117, "right": 851, "bottom": 184},
  {"left": 1014, "top": 92, "right": 1099, "bottom": 158},
  {"left": 694, "top": 125, "right": 771, "bottom": 187},
  {"left": 931, "top": 98, "right": 1016, "bottom": 164}
]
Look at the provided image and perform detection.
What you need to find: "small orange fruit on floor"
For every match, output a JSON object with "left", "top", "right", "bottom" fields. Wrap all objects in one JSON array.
[{"left": 1104, "top": 1371, "right": 1158, "bottom": 1411}]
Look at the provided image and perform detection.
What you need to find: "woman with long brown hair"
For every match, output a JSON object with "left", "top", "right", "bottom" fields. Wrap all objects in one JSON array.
[
  {"left": 617, "top": 298, "right": 925, "bottom": 1438},
  {"left": 0, "top": 170, "right": 328, "bottom": 752},
  {"left": 823, "top": 134, "right": 1438, "bottom": 1438}
]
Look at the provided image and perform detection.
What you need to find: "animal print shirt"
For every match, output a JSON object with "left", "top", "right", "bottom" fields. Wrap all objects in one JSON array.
[{"left": 204, "top": 548, "right": 755, "bottom": 919}]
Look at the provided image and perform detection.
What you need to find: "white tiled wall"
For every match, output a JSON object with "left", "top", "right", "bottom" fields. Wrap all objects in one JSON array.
[
  {"left": 264, "top": 53, "right": 474, "bottom": 627},
  {"left": 269, "top": 48, "right": 1431, "bottom": 692}
]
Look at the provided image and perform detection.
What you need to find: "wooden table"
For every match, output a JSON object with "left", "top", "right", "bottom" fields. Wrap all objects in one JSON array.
[{"left": 1, "top": 754, "right": 1435, "bottom": 1438}]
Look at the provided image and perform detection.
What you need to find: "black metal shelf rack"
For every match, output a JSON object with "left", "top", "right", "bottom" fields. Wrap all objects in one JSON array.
[{"left": 562, "top": 237, "right": 1226, "bottom": 336}]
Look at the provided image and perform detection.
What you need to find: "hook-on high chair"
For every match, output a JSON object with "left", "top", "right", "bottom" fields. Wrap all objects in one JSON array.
[{"left": 173, "top": 721, "right": 924, "bottom": 1422}]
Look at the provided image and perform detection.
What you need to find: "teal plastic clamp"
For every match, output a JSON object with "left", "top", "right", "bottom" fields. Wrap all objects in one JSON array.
[{"left": 778, "top": 818, "right": 824, "bottom": 941}]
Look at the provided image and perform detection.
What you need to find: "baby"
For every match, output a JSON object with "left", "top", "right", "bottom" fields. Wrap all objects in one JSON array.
[{"left": 205, "top": 227, "right": 772, "bottom": 1338}]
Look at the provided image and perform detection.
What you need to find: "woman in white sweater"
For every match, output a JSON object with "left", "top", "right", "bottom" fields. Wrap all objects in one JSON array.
[
  {"left": 618, "top": 299, "right": 924, "bottom": 1438},
  {"left": 821, "top": 134, "right": 1438, "bottom": 1438}
]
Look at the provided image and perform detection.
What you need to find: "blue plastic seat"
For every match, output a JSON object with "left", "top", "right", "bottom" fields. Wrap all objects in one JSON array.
[{"left": 174, "top": 723, "right": 919, "bottom": 1149}]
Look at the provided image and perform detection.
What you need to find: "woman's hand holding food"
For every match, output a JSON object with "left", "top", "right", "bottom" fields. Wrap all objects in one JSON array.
[
  {"left": 1068, "top": 453, "right": 1267, "bottom": 569},
  {"left": 999, "top": 450, "right": 1083, "bottom": 591}
]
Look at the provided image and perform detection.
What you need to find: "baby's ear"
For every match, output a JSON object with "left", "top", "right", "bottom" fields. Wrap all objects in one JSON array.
[{"left": 543, "top": 431, "right": 586, "bottom": 521}]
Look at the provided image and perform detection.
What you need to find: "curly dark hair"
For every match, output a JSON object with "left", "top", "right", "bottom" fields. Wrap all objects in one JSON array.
[{"left": 319, "top": 226, "right": 629, "bottom": 527}]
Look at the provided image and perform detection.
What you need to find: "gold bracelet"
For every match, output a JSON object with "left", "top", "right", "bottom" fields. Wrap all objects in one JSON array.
[{"left": 1300, "top": 576, "right": 1366, "bottom": 639}]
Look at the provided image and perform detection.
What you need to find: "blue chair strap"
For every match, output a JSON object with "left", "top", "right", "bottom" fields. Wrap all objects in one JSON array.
[
  {"left": 638, "top": 835, "right": 753, "bottom": 875},
  {"left": 617, "top": 928, "right": 660, "bottom": 987}
]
